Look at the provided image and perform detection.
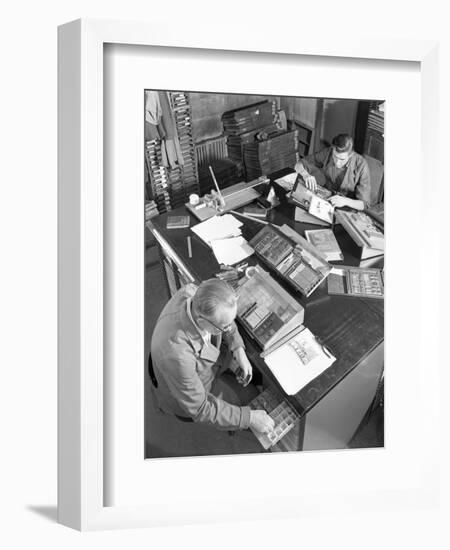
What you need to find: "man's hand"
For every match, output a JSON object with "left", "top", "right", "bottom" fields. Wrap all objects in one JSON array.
[
  {"left": 250, "top": 410, "right": 275, "bottom": 434},
  {"left": 233, "top": 347, "right": 253, "bottom": 387},
  {"left": 329, "top": 195, "right": 350, "bottom": 208},
  {"left": 303, "top": 174, "right": 317, "bottom": 191}
]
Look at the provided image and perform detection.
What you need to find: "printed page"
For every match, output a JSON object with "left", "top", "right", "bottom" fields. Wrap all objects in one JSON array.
[{"left": 264, "top": 328, "right": 335, "bottom": 395}]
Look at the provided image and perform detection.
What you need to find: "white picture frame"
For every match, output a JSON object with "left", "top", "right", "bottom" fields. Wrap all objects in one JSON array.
[{"left": 58, "top": 18, "right": 440, "bottom": 530}]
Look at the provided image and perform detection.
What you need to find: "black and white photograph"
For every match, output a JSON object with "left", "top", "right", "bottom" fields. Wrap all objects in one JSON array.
[{"left": 144, "top": 91, "right": 385, "bottom": 459}]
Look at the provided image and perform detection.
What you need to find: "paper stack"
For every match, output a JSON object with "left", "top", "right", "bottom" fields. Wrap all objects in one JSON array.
[{"left": 191, "top": 214, "right": 243, "bottom": 246}]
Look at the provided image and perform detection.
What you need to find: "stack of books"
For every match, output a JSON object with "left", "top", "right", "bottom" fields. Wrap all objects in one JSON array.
[{"left": 243, "top": 129, "right": 299, "bottom": 181}]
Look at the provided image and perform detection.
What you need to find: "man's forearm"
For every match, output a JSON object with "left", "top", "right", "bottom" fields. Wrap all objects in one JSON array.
[
  {"left": 295, "top": 160, "right": 309, "bottom": 177},
  {"left": 345, "top": 197, "right": 365, "bottom": 211}
]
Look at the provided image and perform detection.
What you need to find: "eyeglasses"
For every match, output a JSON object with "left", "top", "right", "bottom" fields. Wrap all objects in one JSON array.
[{"left": 201, "top": 316, "right": 233, "bottom": 333}]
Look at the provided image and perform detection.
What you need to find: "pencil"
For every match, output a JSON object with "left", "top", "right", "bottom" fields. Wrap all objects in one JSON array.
[
  {"left": 187, "top": 236, "right": 192, "bottom": 258},
  {"left": 230, "top": 210, "right": 269, "bottom": 225}
]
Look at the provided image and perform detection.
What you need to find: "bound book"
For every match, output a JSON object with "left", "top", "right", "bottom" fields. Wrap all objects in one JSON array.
[
  {"left": 304, "top": 229, "right": 344, "bottom": 262},
  {"left": 335, "top": 210, "right": 384, "bottom": 260},
  {"left": 166, "top": 215, "right": 190, "bottom": 229},
  {"left": 327, "top": 266, "right": 384, "bottom": 299}
]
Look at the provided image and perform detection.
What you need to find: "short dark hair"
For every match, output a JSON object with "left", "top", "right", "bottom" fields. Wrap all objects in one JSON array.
[{"left": 331, "top": 133, "right": 353, "bottom": 153}]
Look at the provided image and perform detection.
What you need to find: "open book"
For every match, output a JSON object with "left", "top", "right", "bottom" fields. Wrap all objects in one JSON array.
[
  {"left": 262, "top": 326, "right": 336, "bottom": 395},
  {"left": 289, "top": 179, "right": 334, "bottom": 224}
]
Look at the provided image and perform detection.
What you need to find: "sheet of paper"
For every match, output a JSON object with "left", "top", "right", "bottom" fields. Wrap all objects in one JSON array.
[
  {"left": 264, "top": 328, "right": 336, "bottom": 395},
  {"left": 294, "top": 207, "right": 329, "bottom": 226},
  {"left": 210, "top": 236, "right": 254, "bottom": 265},
  {"left": 191, "top": 214, "right": 242, "bottom": 246},
  {"left": 308, "top": 195, "right": 334, "bottom": 224},
  {"left": 275, "top": 172, "right": 297, "bottom": 191}
]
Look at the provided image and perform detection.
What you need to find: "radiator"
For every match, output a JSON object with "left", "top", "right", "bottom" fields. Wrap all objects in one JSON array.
[{"left": 196, "top": 136, "right": 227, "bottom": 165}]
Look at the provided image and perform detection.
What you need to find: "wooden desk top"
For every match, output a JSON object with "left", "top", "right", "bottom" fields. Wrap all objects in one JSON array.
[{"left": 149, "top": 172, "right": 384, "bottom": 416}]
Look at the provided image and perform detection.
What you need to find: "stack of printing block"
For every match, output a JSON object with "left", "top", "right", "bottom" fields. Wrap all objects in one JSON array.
[
  {"left": 197, "top": 158, "right": 244, "bottom": 195},
  {"left": 144, "top": 92, "right": 200, "bottom": 215},
  {"left": 144, "top": 139, "right": 172, "bottom": 214},
  {"left": 221, "top": 100, "right": 275, "bottom": 135},
  {"left": 145, "top": 200, "right": 159, "bottom": 221},
  {"left": 243, "top": 129, "right": 299, "bottom": 181},
  {"left": 226, "top": 124, "right": 279, "bottom": 169},
  {"left": 170, "top": 92, "right": 200, "bottom": 205}
]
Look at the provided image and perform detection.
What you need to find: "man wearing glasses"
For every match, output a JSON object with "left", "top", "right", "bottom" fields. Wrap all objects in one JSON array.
[
  {"left": 150, "top": 278, "right": 275, "bottom": 440},
  {"left": 295, "top": 133, "right": 372, "bottom": 210}
]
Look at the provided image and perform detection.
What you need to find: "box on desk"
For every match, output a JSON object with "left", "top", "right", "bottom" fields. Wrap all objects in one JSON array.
[
  {"left": 335, "top": 209, "right": 384, "bottom": 260},
  {"left": 233, "top": 265, "right": 304, "bottom": 351},
  {"left": 249, "top": 224, "right": 332, "bottom": 298}
]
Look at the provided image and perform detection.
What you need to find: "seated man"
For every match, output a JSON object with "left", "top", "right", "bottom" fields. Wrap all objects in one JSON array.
[
  {"left": 295, "top": 133, "right": 371, "bottom": 210},
  {"left": 150, "top": 278, "right": 275, "bottom": 436}
]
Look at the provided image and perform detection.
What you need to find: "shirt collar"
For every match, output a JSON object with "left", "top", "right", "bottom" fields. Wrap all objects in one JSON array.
[{"left": 186, "top": 297, "right": 211, "bottom": 340}]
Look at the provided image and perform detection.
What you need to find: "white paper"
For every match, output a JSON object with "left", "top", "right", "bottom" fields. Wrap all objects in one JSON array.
[
  {"left": 191, "top": 214, "right": 242, "bottom": 246},
  {"left": 210, "top": 236, "right": 254, "bottom": 265},
  {"left": 308, "top": 195, "right": 334, "bottom": 224},
  {"left": 295, "top": 206, "right": 329, "bottom": 226},
  {"left": 275, "top": 172, "right": 297, "bottom": 191},
  {"left": 264, "top": 328, "right": 336, "bottom": 395}
]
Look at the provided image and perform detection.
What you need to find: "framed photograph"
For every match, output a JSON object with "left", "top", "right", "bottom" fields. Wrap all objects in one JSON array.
[{"left": 58, "top": 18, "right": 440, "bottom": 530}]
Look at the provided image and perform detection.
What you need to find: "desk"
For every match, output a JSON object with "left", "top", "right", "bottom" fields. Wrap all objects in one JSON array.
[{"left": 147, "top": 172, "right": 384, "bottom": 451}]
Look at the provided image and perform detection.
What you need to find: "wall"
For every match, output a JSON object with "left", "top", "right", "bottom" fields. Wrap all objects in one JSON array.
[
  {"left": 280, "top": 96, "right": 318, "bottom": 128},
  {"left": 189, "top": 93, "right": 279, "bottom": 142},
  {"left": 321, "top": 98, "right": 358, "bottom": 145},
  {"left": 189, "top": 93, "right": 358, "bottom": 146}
]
